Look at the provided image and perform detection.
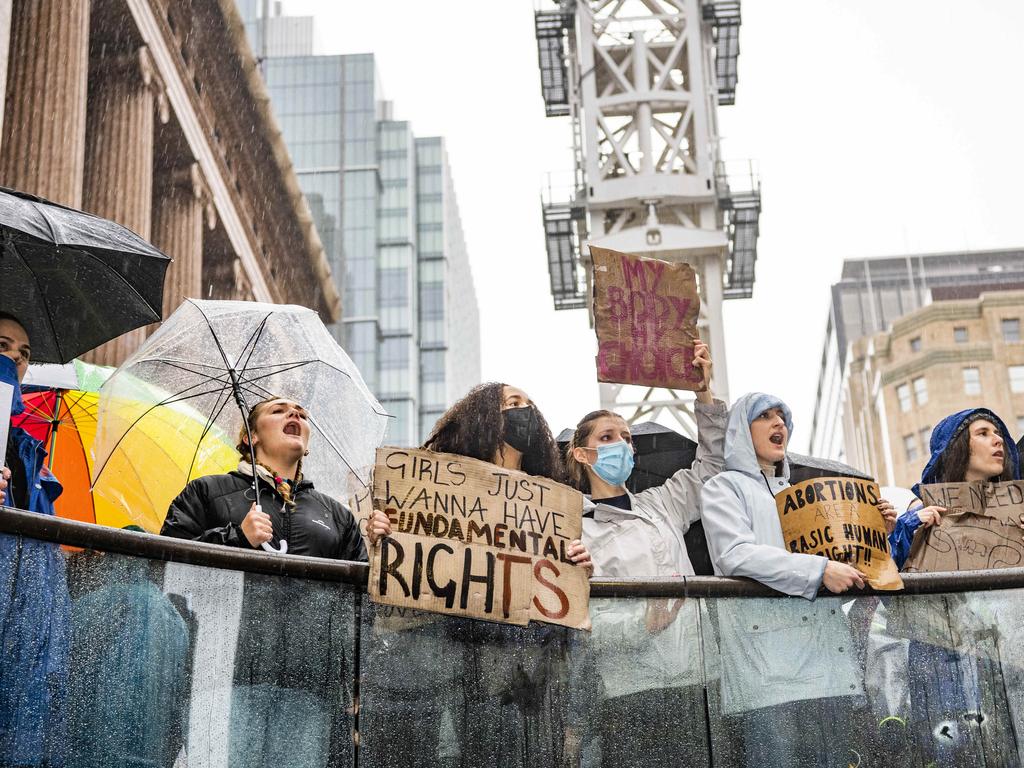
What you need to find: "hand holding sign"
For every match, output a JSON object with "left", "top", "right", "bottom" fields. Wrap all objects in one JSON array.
[{"left": 775, "top": 476, "right": 903, "bottom": 591}]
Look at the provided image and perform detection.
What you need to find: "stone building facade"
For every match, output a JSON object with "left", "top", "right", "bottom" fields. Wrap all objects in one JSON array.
[
  {"left": 842, "top": 290, "right": 1024, "bottom": 488},
  {"left": 0, "top": 0, "right": 340, "bottom": 365}
]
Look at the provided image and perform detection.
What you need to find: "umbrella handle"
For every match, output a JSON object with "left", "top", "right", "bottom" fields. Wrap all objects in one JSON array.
[{"left": 252, "top": 504, "right": 288, "bottom": 554}]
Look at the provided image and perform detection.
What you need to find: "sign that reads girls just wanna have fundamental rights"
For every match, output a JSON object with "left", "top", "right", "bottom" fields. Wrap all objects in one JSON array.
[
  {"left": 591, "top": 245, "right": 704, "bottom": 391},
  {"left": 362, "top": 447, "right": 591, "bottom": 630},
  {"left": 775, "top": 476, "right": 903, "bottom": 590}
]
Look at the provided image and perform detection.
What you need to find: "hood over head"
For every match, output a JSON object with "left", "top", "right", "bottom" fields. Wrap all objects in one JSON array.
[
  {"left": 0, "top": 354, "right": 25, "bottom": 415},
  {"left": 913, "top": 407, "right": 1020, "bottom": 497},
  {"left": 724, "top": 392, "right": 793, "bottom": 479}
]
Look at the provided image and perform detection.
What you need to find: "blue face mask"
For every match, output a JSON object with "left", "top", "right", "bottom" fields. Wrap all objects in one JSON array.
[{"left": 589, "top": 441, "right": 635, "bottom": 486}]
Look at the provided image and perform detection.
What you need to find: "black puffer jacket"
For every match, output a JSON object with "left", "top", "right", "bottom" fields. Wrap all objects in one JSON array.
[{"left": 161, "top": 471, "right": 367, "bottom": 561}]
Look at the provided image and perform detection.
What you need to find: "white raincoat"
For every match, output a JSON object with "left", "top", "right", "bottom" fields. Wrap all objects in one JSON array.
[
  {"left": 584, "top": 399, "right": 727, "bottom": 700},
  {"left": 700, "top": 392, "right": 863, "bottom": 715}
]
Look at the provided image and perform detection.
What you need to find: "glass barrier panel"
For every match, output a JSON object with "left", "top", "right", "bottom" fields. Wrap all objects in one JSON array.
[
  {"left": 0, "top": 532, "right": 359, "bottom": 768},
  {"left": 700, "top": 591, "right": 1023, "bottom": 767},
  {"left": 357, "top": 600, "right": 597, "bottom": 768}
]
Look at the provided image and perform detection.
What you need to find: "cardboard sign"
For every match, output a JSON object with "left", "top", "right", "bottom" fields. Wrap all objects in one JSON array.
[
  {"left": 590, "top": 245, "right": 704, "bottom": 391},
  {"left": 775, "top": 476, "right": 903, "bottom": 590},
  {"left": 903, "top": 481, "right": 1024, "bottom": 573},
  {"left": 357, "top": 447, "right": 591, "bottom": 630}
]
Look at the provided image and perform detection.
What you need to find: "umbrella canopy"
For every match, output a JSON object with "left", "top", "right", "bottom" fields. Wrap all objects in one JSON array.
[
  {"left": 91, "top": 299, "right": 389, "bottom": 533},
  {"left": 0, "top": 186, "right": 170, "bottom": 363},
  {"left": 13, "top": 388, "right": 237, "bottom": 529}
]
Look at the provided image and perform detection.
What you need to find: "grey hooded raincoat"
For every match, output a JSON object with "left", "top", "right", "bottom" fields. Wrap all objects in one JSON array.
[{"left": 700, "top": 392, "right": 863, "bottom": 715}]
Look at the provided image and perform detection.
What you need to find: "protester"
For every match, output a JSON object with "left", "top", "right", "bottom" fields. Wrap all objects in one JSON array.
[
  {"left": 162, "top": 395, "right": 365, "bottom": 768},
  {"left": 889, "top": 408, "right": 1019, "bottom": 567},
  {"left": 162, "top": 396, "right": 366, "bottom": 559},
  {"left": 700, "top": 392, "right": 897, "bottom": 766},
  {"left": 887, "top": 408, "right": 1019, "bottom": 765},
  {"left": 366, "top": 382, "right": 593, "bottom": 768},
  {"left": 562, "top": 339, "right": 724, "bottom": 768},
  {"left": 0, "top": 310, "right": 70, "bottom": 767}
]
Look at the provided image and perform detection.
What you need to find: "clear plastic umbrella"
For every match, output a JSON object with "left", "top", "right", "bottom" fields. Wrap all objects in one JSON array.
[{"left": 90, "top": 299, "right": 389, "bottom": 551}]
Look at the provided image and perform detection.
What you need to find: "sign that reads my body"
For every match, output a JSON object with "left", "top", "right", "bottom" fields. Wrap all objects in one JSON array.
[
  {"left": 775, "top": 476, "right": 903, "bottom": 590},
  {"left": 591, "top": 245, "right": 704, "bottom": 391},
  {"left": 365, "top": 447, "right": 591, "bottom": 630},
  {"left": 904, "top": 481, "right": 1024, "bottom": 572}
]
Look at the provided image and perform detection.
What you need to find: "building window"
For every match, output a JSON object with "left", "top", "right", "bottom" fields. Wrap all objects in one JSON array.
[
  {"left": 954, "top": 327, "right": 969, "bottom": 344},
  {"left": 1003, "top": 318, "right": 1021, "bottom": 343},
  {"left": 1010, "top": 365, "right": 1024, "bottom": 393},
  {"left": 963, "top": 367, "right": 981, "bottom": 395},
  {"left": 903, "top": 434, "right": 918, "bottom": 462},
  {"left": 896, "top": 383, "right": 912, "bottom": 412},
  {"left": 919, "top": 426, "right": 931, "bottom": 453},
  {"left": 913, "top": 376, "right": 928, "bottom": 405},
  {"left": 910, "top": 336, "right": 922, "bottom": 353},
  {"left": 1017, "top": 416, "right": 1024, "bottom": 437}
]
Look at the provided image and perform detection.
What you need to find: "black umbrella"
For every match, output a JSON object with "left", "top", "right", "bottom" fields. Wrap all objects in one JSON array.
[{"left": 0, "top": 186, "right": 170, "bottom": 363}]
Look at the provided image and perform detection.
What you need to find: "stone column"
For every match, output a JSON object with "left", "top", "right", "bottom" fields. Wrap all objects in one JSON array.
[
  {"left": 0, "top": 0, "right": 90, "bottom": 206},
  {"left": 151, "top": 163, "right": 216, "bottom": 321},
  {"left": 82, "top": 45, "right": 168, "bottom": 366}
]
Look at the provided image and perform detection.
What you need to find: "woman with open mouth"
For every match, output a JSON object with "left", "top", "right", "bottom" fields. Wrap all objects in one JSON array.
[{"left": 887, "top": 408, "right": 1020, "bottom": 765}]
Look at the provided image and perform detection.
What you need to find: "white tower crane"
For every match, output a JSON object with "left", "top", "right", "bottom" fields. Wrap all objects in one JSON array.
[{"left": 535, "top": 0, "right": 761, "bottom": 436}]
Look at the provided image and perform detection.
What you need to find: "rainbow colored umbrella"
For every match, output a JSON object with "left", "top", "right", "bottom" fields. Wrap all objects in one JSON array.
[{"left": 13, "top": 388, "right": 237, "bottom": 531}]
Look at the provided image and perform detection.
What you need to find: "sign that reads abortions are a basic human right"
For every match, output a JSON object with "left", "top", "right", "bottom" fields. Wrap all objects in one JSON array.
[
  {"left": 363, "top": 447, "right": 591, "bottom": 630},
  {"left": 775, "top": 476, "right": 903, "bottom": 590},
  {"left": 591, "top": 245, "right": 704, "bottom": 391}
]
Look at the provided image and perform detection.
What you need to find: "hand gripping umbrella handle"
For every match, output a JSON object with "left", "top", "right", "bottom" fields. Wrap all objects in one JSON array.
[{"left": 253, "top": 504, "right": 289, "bottom": 554}]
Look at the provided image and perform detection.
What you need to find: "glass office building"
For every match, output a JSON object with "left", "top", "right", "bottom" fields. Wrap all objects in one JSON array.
[{"left": 242, "top": 9, "right": 481, "bottom": 445}]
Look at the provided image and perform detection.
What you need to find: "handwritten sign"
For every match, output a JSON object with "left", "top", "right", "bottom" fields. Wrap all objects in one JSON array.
[
  {"left": 590, "top": 245, "right": 703, "bottom": 390},
  {"left": 775, "top": 477, "right": 903, "bottom": 590},
  {"left": 354, "top": 447, "right": 591, "bottom": 630},
  {"left": 904, "top": 481, "right": 1024, "bottom": 572}
]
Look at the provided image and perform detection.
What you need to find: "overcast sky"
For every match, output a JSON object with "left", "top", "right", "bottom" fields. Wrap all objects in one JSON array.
[{"left": 280, "top": 0, "right": 1024, "bottom": 451}]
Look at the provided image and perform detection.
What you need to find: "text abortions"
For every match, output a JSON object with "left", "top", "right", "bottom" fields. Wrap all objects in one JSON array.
[
  {"left": 591, "top": 245, "right": 703, "bottom": 390},
  {"left": 775, "top": 476, "right": 903, "bottom": 590},
  {"left": 361, "top": 447, "right": 591, "bottom": 629}
]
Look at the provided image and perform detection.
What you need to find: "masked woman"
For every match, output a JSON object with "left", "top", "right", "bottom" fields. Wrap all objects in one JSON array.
[
  {"left": 887, "top": 408, "right": 1020, "bottom": 766},
  {"left": 562, "top": 340, "right": 725, "bottom": 768},
  {"left": 365, "top": 383, "right": 593, "bottom": 768},
  {"left": 162, "top": 396, "right": 365, "bottom": 768}
]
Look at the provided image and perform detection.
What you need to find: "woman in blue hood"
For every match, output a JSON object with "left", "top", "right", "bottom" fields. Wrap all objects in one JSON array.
[
  {"left": 888, "top": 408, "right": 1019, "bottom": 766},
  {"left": 889, "top": 408, "right": 1019, "bottom": 567}
]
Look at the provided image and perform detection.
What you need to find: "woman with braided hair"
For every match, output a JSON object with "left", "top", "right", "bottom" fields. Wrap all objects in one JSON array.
[
  {"left": 162, "top": 396, "right": 365, "bottom": 560},
  {"left": 162, "top": 396, "right": 366, "bottom": 768}
]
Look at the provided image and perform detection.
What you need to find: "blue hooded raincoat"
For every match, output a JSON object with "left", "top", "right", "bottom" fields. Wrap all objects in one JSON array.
[
  {"left": 888, "top": 408, "right": 1021, "bottom": 568},
  {"left": 0, "top": 354, "right": 71, "bottom": 767}
]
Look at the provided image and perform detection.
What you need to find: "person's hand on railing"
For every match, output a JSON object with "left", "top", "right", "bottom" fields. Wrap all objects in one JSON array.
[
  {"left": 366, "top": 509, "right": 392, "bottom": 547},
  {"left": 240, "top": 502, "right": 274, "bottom": 548},
  {"left": 644, "top": 597, "right": 686, "bottom": 635},
  {"left": 915, "top": 506, "right": 945, "bottom": 528},
  {"left": 822, "top": 561, "right": 864, "bottom": 594},
  {"left": 0, "top": 466, "right": 9, "bottom": 506},
  {"left": 877, "top": 497, "right": 897, "bottom": 533},
  {"left": 567, "top": 539, "right": 593, "bottom": 575}
]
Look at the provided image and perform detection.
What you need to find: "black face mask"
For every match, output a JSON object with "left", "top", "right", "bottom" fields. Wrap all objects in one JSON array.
[{"left": 503, "top": 406, "right": 542, "bottom": 454}]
